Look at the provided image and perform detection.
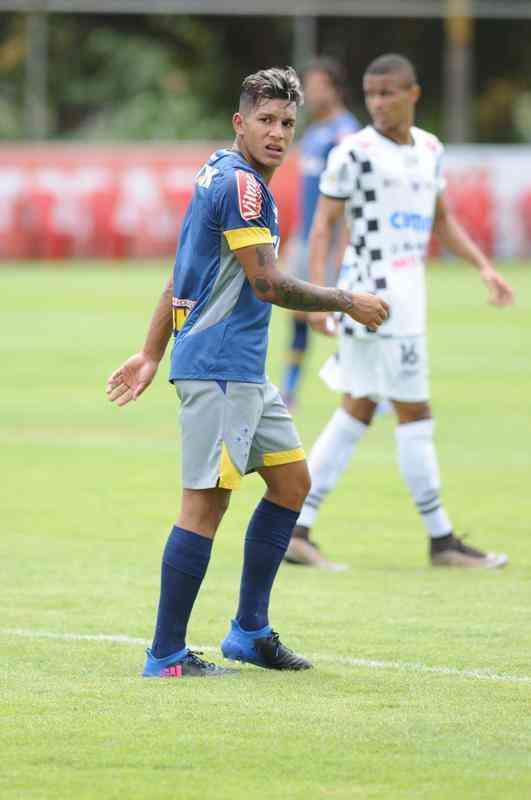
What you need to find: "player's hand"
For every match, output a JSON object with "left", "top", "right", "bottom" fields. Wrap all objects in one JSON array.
[
  {"left": 347, "top": 293, "right": 390, "bottom": 329},
  {"left": 309, "top": 312, "right": 337, "bottom": 337},
  {"left": 480, "top": 266, "right": 514, "bottom": 307},
  {"left": 106, "top": 352, "right": 159, "bottom": 406}
]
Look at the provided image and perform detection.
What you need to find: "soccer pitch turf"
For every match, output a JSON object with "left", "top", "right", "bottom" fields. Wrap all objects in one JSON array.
[{"left": 1, "top": 261, "right": 530, "bottom": 800}]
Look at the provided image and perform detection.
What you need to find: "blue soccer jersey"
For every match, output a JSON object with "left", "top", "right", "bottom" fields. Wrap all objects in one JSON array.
[
  {"left": 299, "top": 110, "right": 359, "bottom": 240},
  {"left": 169, "top": 149, "right": 279, "bottom": 384}
]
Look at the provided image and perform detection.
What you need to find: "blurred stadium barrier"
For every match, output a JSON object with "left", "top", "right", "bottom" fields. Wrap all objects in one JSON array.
[{"left": 0, "top": 143, "right": 529, "bottom": 260}]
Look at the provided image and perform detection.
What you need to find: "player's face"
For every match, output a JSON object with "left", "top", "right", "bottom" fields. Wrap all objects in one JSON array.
[
  {"left": 304, "top": 70, "right": 338, "bottom": 117},
  {"left": 233, "top": 99, "right": 297, "bottom": 174},
  {"left": 363, "top": 72, "right": 419, "bottom": 135}
]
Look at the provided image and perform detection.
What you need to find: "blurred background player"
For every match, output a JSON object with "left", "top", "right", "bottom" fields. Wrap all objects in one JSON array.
[
  {"left": 281, "top": 58, "right": 359, "bottom": 409},
  {"left": 286, "top": 54, "right": 514, "bottom": 570}
]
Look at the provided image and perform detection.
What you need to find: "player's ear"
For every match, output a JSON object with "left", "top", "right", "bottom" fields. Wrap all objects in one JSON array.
[
  {"left": 233, "top": 112, "right": 244, "bottom": 135},
  {"left": 411, "top": 83, "right": 421, "bottom": 106}
]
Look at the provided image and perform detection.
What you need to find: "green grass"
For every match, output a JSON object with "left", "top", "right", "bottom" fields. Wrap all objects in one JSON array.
[{"left": 1, "top": 260, "right": 530, "bottom": 800}]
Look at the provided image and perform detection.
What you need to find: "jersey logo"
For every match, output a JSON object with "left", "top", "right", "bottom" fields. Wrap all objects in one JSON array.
[
  {"left": 236, "top": 170, "right": 262, "bottom": 221},
  {"left": 196, "top": 164, "right": 219, "bottom": 189},
  {"left": 172, "top": 297, "right": 197, "bottom": 333}
]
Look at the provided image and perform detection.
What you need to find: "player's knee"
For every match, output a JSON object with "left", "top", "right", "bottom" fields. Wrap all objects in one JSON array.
[
  {"left": 393, "top": 401, "right": 431, "bottom": 424},
  {"left": 290, "top": 462, "right": 311, "bottom": 508},
  {"left": 218, "top": 492, "right": 231, "bottom": 516},
  {"left": 342, "top": 394, "right": 376, "bottom": 425},
  {"left": 213, "top": 490, "right": 231, "bottom": 526}
]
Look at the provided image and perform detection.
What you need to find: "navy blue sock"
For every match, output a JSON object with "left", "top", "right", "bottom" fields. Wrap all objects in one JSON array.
[
  {"left": 236, "top": 498, "right": 299, "bottom": 631},
  {"left": 151, "top": 526, "right": 213, "bottom": 658},
  {"left": 282, "top": 320, "right": 309, "bottom": 399}
]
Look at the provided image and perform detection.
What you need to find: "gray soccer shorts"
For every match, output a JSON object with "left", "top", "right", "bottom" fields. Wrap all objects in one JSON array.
[{"left": 175, "top": 380, "right": 305, "bottom": 490}]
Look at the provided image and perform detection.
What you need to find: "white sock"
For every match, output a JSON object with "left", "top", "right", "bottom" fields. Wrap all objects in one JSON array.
[
  {"left": 297, "top": 408, "right": 368, "bottom": 529},
  {"left": 395, "top": 419, "right": 453, "bottom": 538}
]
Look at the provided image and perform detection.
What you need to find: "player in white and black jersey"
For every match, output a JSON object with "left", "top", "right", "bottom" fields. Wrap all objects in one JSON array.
[{"left": 286, "top": 54, "right": 514, "bottom": 570}]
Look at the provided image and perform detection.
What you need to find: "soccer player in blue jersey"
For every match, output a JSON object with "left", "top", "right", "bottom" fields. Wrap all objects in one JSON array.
[
  {"left": 107, "top": 66, "right": 389, "bottom": 678},
  {"left": 281, "top": 58, "right": 359, "bottom": 410}
]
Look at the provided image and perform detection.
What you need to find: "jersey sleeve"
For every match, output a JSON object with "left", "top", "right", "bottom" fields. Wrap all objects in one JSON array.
[
  {"left": 214, "top": 168, "right": 274, "bottom": 251},
  {"left": 319, "top": 143, "right": 358, "bottom": 200}
]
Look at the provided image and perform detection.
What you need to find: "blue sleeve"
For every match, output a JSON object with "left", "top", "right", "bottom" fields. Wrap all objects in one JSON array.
[{"left": 213, "top": 168, "right": 274, "bottom": 251}]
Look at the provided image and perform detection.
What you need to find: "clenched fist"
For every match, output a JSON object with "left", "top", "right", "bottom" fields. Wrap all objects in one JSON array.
[{"left": 347, "top": 292, "right": 390, "bottom": 329}]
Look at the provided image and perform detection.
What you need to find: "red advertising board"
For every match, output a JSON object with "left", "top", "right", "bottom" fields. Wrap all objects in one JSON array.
[
  {"left": 1, "top": 143, "right": 530, "bottom": 260},
  {"left": 0, "top": 144, "right": 299, "bottom": 261}
]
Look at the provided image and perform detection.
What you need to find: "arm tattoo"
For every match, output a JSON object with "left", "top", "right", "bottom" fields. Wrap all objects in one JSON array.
[
  {"left": 255, "top": 277, "right": 273, "bottom": 294},
  {"left": 252, "top": 245, "right": 354, "bottom": 313},
  {"left": 256, "top": 245, "right": 272, "bottom": 268},
  {"left": 275, "top": 275, "right": 354, "bottom": 312}
]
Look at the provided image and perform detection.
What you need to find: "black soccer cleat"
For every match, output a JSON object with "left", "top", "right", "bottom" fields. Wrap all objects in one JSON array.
[
  {"left": 430, "top": 533, "right": 508, "bottom": 569},
  {"left": 143, "top": 648, "right": 239, "bottom": 678},
  {"left": 253, "top": 631, "right": 313, "bottom": 671}
]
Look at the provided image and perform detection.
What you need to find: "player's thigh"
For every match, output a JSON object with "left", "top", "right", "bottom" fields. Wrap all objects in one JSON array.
[
  {"left": 176, "top": 380, "right": 262, "bottom": 491},
  {"left": 247, "top": 382, "right": 305, "bottom": 468}
]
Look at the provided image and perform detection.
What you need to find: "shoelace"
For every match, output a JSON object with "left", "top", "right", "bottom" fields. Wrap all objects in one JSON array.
[
  {"left": 185, "top": 650, "right": 217, "bottom": 670},
  {"left": 267, "top": 631, "right": 295, "bottom": 657}
]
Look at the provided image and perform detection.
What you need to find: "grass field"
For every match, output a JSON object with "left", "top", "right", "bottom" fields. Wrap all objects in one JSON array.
[{"left": 1, "top": 261, "right": 530, "bottom": 800}]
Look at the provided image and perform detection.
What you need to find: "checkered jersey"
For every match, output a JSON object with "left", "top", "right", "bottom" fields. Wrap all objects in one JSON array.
[{"left": 319, "top": 125, "right": 445, "bottom": 337}]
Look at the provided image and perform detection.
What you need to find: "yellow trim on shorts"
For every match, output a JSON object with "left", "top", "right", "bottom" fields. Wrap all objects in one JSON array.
[
  {"left": 218, "top": 443, "right": 242, "bottom": 490},
  {"left": 223, "top": 226, "right": 273, "bottom": 251},
  {"left": 263, "top": 447, "right": 305, "bottom": 468}
]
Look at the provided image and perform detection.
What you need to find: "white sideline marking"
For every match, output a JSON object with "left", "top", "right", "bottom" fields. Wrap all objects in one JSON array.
[{"left": 2, "top": 627, "right": 531, "bottom": 685}]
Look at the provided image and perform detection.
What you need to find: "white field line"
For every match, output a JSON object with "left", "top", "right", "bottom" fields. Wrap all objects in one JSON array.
[{"left": 2, "top": 627, "right": 531, "bottom": 685}]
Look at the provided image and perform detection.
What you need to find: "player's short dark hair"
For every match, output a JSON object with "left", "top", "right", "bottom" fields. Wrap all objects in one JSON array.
[
  {"left": 303, "top": 57, "right": 347, "bottom": 95},
  {"left": 364, "top": 54, "right": 417, "bottom": 86},
  {"left": 239, "top": 66, "right": 304, "bottom": 113}
]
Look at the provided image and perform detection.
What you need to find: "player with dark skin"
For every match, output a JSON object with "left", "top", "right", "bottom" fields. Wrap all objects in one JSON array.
[
  {"left": 311, "top": 64, "right": 512, "bottom": 429},
  {"left": 287, "top": 55, "right": 514, "bottom": 570}
]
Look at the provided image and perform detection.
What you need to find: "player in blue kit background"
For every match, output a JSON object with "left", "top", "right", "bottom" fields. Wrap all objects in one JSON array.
[
  {"left": 106, "top": 66, "right": 389, "bottom": 677},
  {"left": 281, "top": 58, "right": 359, "bottom": 409}
]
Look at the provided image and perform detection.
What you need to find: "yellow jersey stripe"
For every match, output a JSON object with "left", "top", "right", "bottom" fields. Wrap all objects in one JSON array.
[
  {"left": 223, "top": 226, "right": 273, "bottom": 251},
  {"left": 263, "top": 447, "right": 306, "bottom": 468}
]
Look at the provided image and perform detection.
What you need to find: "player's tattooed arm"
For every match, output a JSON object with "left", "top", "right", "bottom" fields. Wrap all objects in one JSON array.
[
  {"left": 236, "top": 244, "right": 389, "bottom": 329},
  {"left": 254, "top": 245, "right": 353, "bottom": 311},
  {"left": 106, "top": 274, "right": 174, "bottom": 407}
]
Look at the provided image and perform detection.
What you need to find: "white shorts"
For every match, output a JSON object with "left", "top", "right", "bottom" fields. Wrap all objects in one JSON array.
[{"left": 319, "top": 333, "right": 429, "bottom": 402}]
